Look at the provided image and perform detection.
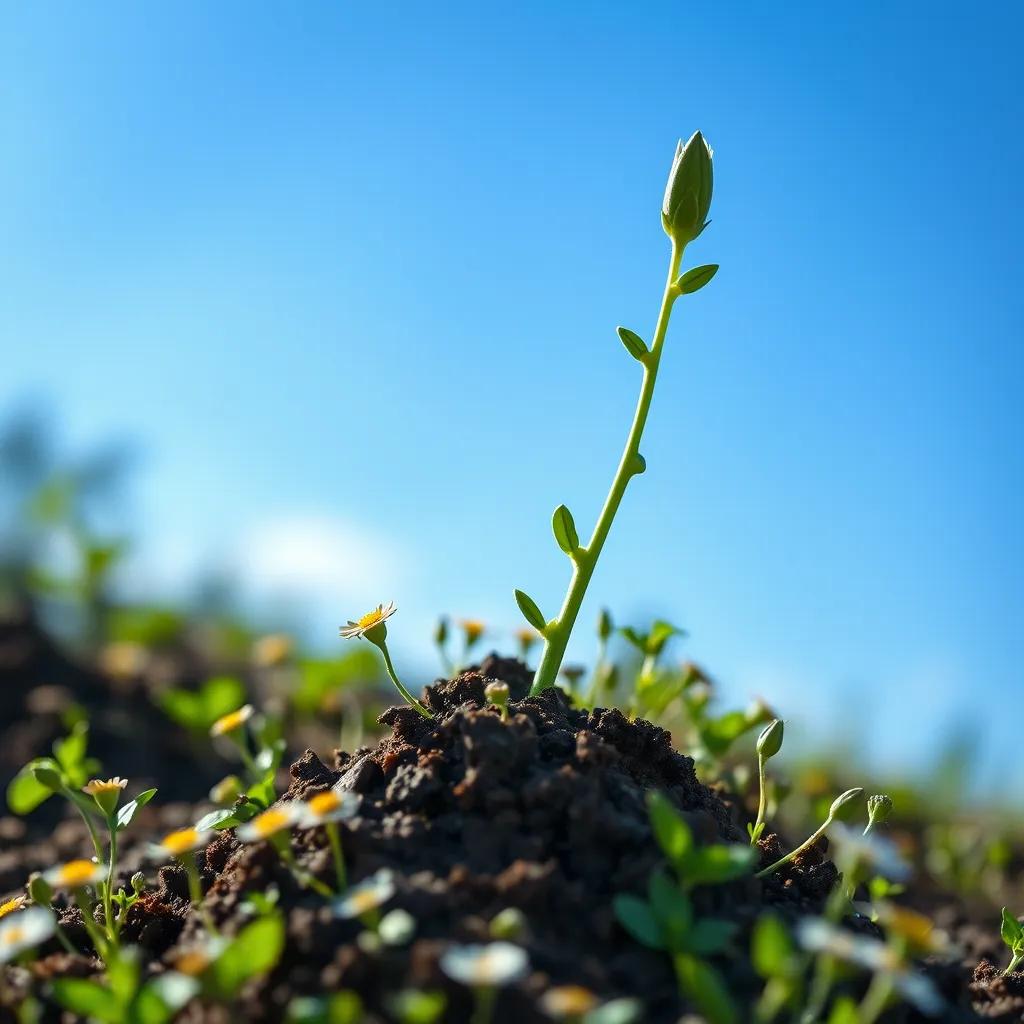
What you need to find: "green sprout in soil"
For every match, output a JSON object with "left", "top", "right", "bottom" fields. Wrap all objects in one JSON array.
[
  {"left": 756, "top": 788, "right": 864, "bottom": 879},
  {"left": 1000, "top": 908, "right": 1024, "bottom": 975},
  {"left": 484, "top": 680, "right": 511, "bottom": 720},
  {"left": 614, "top": 791, "right": 756, "bottom": 1024},
  {"left": 863, "top": 794, "right": 893, "bottom": 836},
  {"left": 749, "top": 719, "right": 784, "bottom": 845},
  {"left": 339, "top": 602, "right": 431, "bottom": 717},
  {"left": 516, "top": 131, "right": 718, "bottom": 696}
]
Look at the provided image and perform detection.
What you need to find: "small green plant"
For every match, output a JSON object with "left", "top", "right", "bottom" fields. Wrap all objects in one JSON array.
[
  {"left": 159, "top": 675, "right": 247, "bottom": 736},
  {"left": 339, "top": 603, "right": 431, "bottom": 717},
  {"left": 1000, "top": 908, "right": 1024, "bottom": 975},
  {"left": 485, "top": 680, "right": 511, "bottom": 720},
  {"left": 749, "top": 719, "right": 784, "bottom": 844},
  {"left": 516, "top": 132, "right": 718, "bottom": 695},
  {"left": 613, "top": 791, "right": 756, "bottom": 1024},
  {"left": 756, "top": 788, "right": 864, "bottom": 879}
]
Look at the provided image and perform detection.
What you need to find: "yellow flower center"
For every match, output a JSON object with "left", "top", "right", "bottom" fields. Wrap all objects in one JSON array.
[
  {"left": 162, "top": 829, "right": 201, "bottom": 857},
  {"left": 348, "top": 889, "right": 380, "bottom": 915},
  {"left": 357, "top": 609, "right": 385, "bottom": 629},
  {"left": 308, "top": 791, "right": 341, "bottom": 817},
  {"left": 58, "top": 860, "right": 97, "bottom": 887},
  {"left": 211, "top": 707, "right": 250, "bottom": 736},
  {"left": 253, "top": 809, "right": 291, "bottom": 837},
  {"left": 175, "top": 950, "right": 212, "bottom": 976},
  {"left": 2, "top": 925, "right": 25, "bottom": 946},
  {"left": 544, "top": 986, "right": 598, "bottom": 1015},
  {"left": 83, "top": 778, "right": 126, "bottom": 795}
]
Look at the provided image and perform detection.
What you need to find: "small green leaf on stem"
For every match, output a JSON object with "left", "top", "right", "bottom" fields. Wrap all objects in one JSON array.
[
  {"left": 551, "top": 505, "right": 580, "bottom": 555},
  {"left": 514, "top": 589, "right": 547, "bottom": 632},
  {"left": 674, "top": 264, "right": 719, "bottom": 295},
  {"left": 617, "top": 327, "right": 649, "bottom": 361}
]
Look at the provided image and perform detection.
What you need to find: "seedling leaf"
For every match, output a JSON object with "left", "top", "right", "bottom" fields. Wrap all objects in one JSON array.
[
  {"left": 552, "top": 504, "right": 580, "bottom": 555},
  {"left": 647, "top": 790, "right": 693, "bottom": 867},
  {"left": 208, "top": 913, "right": 285, "bottom": 999},
  {"left": 673, "top": 953, "right": 737, "bottom": 1024},
  {"left": 617, "top": 327, "right": 648, "bottom": 361},
  {"left": 514, "top": 589, "right": 547, "bottom": 632},
  {"left": 116, "top": 787, "right": 157, "bottom": 831},
  {"left": 675, "top": 264, "right": 719, "bottom": 295},
  {"left": 613, "top": 894, "right": 665, "bottom": 950}
]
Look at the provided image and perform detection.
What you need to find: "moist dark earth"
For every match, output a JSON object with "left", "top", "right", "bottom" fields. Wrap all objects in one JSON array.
[{"left": 1, "top": 614, "right": 1022, "bottom": 1022}]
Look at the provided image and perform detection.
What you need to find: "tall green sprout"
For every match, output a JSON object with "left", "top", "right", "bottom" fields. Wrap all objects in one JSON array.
[{"left": 516, "top": 132, "right": 719, "bottom": 695}]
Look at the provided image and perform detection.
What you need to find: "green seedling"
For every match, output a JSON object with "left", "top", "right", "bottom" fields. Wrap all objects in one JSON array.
[
  {"left": 613, "top": 791, "right": 755, "bottom": 1024},
  {"left": 163, "top": 912, "right": 285, "bottom": 1005},
  {"left": 1000, "top": 908, "right": 1024, "bottom": 975},
  {"left": 751, "top": 915, "right": 803, "bottom": 1023},
  {"left": 485, "top": 681, "right": 511, "bottom": 721},
  {"left": 159, "top": 675, "right": 246, "bottom": 736},
  {"left": 756, "top": 788, "right": 864, "bottom": 879},
  {"left": 518, "top": 133, "right": 717, "bottom": 695},
  {"left": 749, "top": 719, "right": 784, "bottom": 845},
  {"left": 6, "top": 720, "right": 100, "bottom": 815},
  {"left": 51, "top": 946, "right": 196, "bottom": 1024},
  {"left": 339, "top": 603, "right": 431, "bottom": 717}
]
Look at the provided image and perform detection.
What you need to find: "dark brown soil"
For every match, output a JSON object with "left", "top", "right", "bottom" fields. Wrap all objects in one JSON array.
[{"left": 2, "top": 644, "right": 1020, "bottom": 1022}]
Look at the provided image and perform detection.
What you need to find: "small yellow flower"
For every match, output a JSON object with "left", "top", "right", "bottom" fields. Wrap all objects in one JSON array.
[
  {"left": 43, "top": 859, "right": 107, "bottom": 891},
  {"left": 540, "top": 985, "right": 599, "bottom": 1019},
  {"left": 333, "top": 869, "right": 396, "bottom": 919},
  {"left": 152, "top": 828, "right": 213, "bottom": 860},
  {"left": 339, "top": 602, "right": 397, "bottom": 640},
  {"left": 82, "top": 777, "right": 127, "bottom": 798},
  {"left": 209, "top": 704, "right": 254, "bottom": 738},
  {"left": 252, "top": 633, "right": 292, "bottom": 668},
  {"left": 459, "top": 619, "right": 486, "bottom": 645},
  {"left": 0, "top": 896, "right": 26, "bottom": 920},
  {"left": 237, "top": 804, "right": 301, "bottom": 843},
  {"left": 298, "top": 789, "right": 360, "bottom": 829}
]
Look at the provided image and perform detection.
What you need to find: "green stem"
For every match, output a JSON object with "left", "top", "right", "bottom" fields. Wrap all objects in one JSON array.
[
  {"left": 756, "top": 814, "right": 834, "bottom": 879},
  {"left": 73, "top": 889, "right": 108, "bottom": 961},
  {"left": 857, "top": 973, "right": 894, "bottom": 1024},
  {"left": 103, "top": 825, "right": 117, "bottom": 943},
  {"left": 1007, "top": 952, "right": 1024, "bottom": 975},
  {"left": 274, "top": 839, "right": 334, "bottom": 898},
  {"left": 326, "top": 823, "right": 347, "bottom": 893},
  {"left": 374, "top": 637, "right": 432, "bottom": 718},
  {"left": 181, "top": 852, "right": 218, "bottom": 936},
  {"left": 530, "top": 242, "right": 683, "bottom": 695},
  {"left": 471, "top": 985, "right": 497, "bottom": 1024},
  {"left": 752, "top": 753, "right": 768, "bottom": 845}
]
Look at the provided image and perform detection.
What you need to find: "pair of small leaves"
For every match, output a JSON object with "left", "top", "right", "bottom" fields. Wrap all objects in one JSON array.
[
  {"left": 1002, "top": 908, "right": 1024, "bottom": 953},
  {"left": 747, "top": 820, "right": 766, "bottom": 844},
  {"left": 159, "top": 675, "right": 246, "bottom": 734},
  {"left": 620, "top": 620, "right": 686, "bottom": 658},
  {"left": 648, "top": 790, "right": 756, "bottom": 886},
  {"left": 674, "top": 263, "right": 719, "bottom": 295}
]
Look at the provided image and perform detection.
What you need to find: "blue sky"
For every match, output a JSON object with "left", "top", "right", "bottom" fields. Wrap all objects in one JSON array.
[{"left": 1, "top": 3, "right": 1021, "bottom": 787}]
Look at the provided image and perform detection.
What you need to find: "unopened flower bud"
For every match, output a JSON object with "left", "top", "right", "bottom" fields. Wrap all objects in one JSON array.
[
  {"left": 485, "top": 681, "right": 510, "bottom": 720},
  {"left": 662, "top": 131, "right": 714, "bottom": 246},
  {"left": 829, "top": 788, "right": 865, "bottom": 822},
  {"left": 867, "top": 794, "right": 893, "bottom": 826},
  {"left": 131, "top": 872, "right": 146, "bottom": 894},
  {"left": 489, "top": 906, "right": 527, "bottom": 941},
  {"left": 27, "top": 873, "right": 52, "bottom": 906},
  {"left": 756, "top": 719, "right": 784, "bottom": 760}
]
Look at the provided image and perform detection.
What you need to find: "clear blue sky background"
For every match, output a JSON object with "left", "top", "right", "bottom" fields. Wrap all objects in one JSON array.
[{"left": 1, "top": 3, "right": 1021, "bottom": 788}]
